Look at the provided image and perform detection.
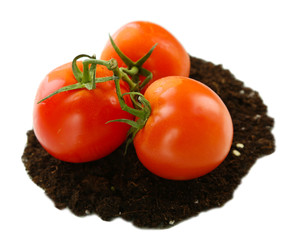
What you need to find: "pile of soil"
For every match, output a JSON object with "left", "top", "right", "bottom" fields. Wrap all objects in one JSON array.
[{"left": 22, "top": 56, "right": 275, "bottom": 228}]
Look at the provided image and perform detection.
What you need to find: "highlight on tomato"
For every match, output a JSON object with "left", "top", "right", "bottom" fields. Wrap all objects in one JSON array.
[
  {"left": 113, "top": 76, "right": 234, "bottom": 180},
  {"left": 33, "top": 55, "right": 134, "bottom": 163},
  {"left": 100, "top": 21, "right": 190, "bottom": 92}
]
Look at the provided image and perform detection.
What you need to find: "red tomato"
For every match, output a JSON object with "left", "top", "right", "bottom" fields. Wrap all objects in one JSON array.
[
  {"left": 133, "top": 76, "right": 233, "bottom": 180},
  {"left": 33, "top": 61, "right": 133, "bottom": 163},
  {"left": 100, "top": 21, "right": 190, "bottom": 91}
]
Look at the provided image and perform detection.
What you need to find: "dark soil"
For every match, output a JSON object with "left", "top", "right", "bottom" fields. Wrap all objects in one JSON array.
[{"left": 22, "top": 56, "right": 275, "bottom": 228}]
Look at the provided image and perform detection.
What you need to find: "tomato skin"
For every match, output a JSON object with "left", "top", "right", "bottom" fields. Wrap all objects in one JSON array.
[
  {"left": 33, "top": 61, "right": 133, "bottom": 163},
  {"left": 133, "top": 76, "right": 233, "bottom": 180},
  {"left": 100, "top": 21, "right": 190, "bottom": 91}
]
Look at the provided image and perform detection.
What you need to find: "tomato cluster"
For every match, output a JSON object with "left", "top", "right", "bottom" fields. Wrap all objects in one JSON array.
[{"left": 33, "top": 21, "right": 233, "bottom": 180}]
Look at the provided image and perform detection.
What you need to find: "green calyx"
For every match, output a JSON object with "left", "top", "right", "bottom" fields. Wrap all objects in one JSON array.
[
  {"left": 38, "top": 55, "right": 118, "bottom": 103},
  {"left": 106, "top": 77, "right": 152, "bottom": 153},
  {"left": 108, "top": 35, "right": 157, "bottom": 92}
]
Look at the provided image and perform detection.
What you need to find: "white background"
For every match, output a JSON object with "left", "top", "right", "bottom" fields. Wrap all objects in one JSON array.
[{"left": 1, "top": 0, "right": 294, "bottom": 239}]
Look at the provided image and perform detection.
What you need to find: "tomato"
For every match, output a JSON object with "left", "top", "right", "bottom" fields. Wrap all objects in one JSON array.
[
  {"left": 133, "top": 76, "right": 233, "bottom": 180},
  {"left": 33, "top": 61, "right": 133, "bottom": 163},
  {"left": 100, "top": 21, "right": 190, "bottom": 91}
]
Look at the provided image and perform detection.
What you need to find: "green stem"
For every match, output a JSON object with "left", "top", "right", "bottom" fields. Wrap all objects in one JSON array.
[
  {"left": 89, "top": 63, "right": 97, "bottom": 90},
  {"left": 122, "top": 66, "right": 139, "bottom": 76},
  {"left": 82, "top": 58, "right": 138, "bottom": 91},
  {"left": 83, "top": 58, "right": 115, "bottom": 70},
  {"left": 112, "top": 74, "right": 145, "bottom": 118},
  {"left": 80, "top": 58, "right": 114, "bottom": 88},
  {"left": 72, "top": 54, "right": 95, "bottom": 82},
  {"left": 110, "top": 65, "right": 138, "bottom": 91}
]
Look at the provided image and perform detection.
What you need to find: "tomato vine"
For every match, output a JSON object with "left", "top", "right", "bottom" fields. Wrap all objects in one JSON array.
[{"left": 38, "top": 36, "right": 155, "bottom": 152}]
